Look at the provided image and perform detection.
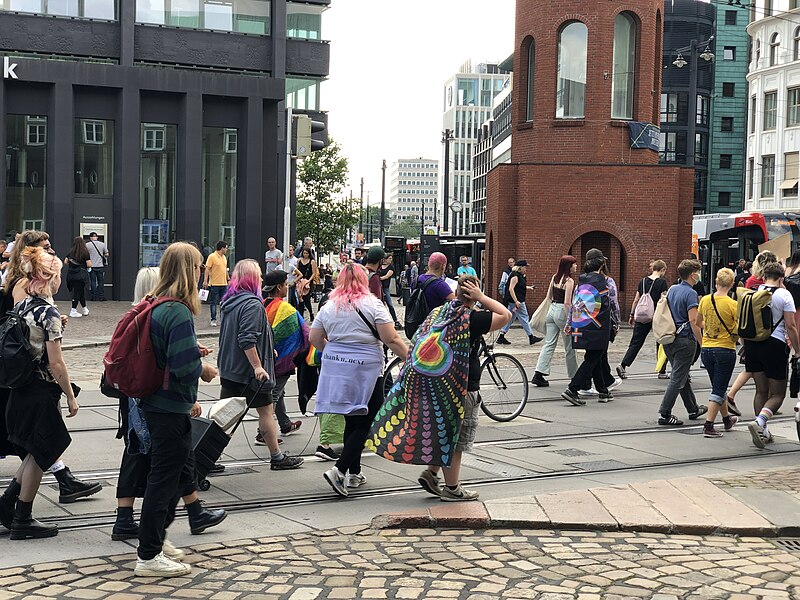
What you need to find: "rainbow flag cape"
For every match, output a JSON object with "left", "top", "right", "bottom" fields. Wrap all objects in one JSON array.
[
  {"left": 265, "top": 298, "right": 309, "bottom": 377},
  {"left": 366, "top": 301, "right": 470, "bottom": 468}
]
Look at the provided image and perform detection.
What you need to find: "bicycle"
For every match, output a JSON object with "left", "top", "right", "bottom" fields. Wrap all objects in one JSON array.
[{"left": 383, "top": 335, "right": 529, "bottom": 422}]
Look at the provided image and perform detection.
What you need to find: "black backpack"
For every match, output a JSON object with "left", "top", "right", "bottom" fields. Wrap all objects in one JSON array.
[
  {"left": 404, "top": 277, "right": 436, "bottom": 339},
  {"left": 0, "top": 296, "right": 50, "bottom": 389}
]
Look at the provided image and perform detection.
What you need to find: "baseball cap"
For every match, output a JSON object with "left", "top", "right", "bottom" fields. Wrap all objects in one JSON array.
[
  {"left": 366, "top": 246, "right": 386, "bottom": 263},
  {"left": 585, "top": 248, "right": 608, "bottom": 262},
  {"left": 263, "top": 270, "right": 288, "bottom": 292},
  {"left": 515, "top": 260, "right": 528, "bottom": 267}
]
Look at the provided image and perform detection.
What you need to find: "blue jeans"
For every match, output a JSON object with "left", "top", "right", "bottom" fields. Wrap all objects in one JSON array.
[
  {"left": 535, "top": 303, "right": 578, "bottom": 378},
  {"left": 701, "top": 347, "right": 736, "bottom": 404},
  {"left": 659, "top": 336, "right": 700, "bottom": 417},
  {"left": 89, "top": 267, "right": 105, "bottom": 299},
  {"left": 382, "top": 287, "right": 398, "bottom": 323},
  {"left": 501, "top": 302, "right": 533, "bottom": 336},
  {"left": 208, "top": 285, "right": 228, "bottom": 321}
]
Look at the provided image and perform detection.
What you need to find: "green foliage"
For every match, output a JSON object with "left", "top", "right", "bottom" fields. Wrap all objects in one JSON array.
[
  {"left": 388, "top": 218, "right": 422, "bottom": 239},
  {"left": 296, "top": 140, "right": 358, "bottom": 254}
]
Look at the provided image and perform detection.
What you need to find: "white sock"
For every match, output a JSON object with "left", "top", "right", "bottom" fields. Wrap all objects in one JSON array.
[{"left": 50, "top": 460, "right": 65, "bottom": 473}]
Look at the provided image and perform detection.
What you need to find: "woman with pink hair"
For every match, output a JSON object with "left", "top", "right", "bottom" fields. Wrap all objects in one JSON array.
[
  {"left": 218, "top": 259, "right": 303, "bottom": 470},
  {"left": 310, "top": 262, "right": 408, "bottom": 497}
]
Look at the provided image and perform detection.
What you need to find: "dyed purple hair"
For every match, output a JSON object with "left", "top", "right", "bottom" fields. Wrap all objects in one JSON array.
[{"left": 222, "top": 259, "right": 263, "bottom": 302}]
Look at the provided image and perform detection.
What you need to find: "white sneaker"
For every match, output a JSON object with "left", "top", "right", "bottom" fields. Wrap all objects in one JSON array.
[
  {"left": 134, "top": 552, "right": 191, "bottom": 577},
  {"left": 323, "top": 467, "right": 348, "bottom": 497},
  {"left": 210, "top": 320, "right": 217, "bottom": 327},
  {"left": 608, "top": 378, "right": 622, "bottom": 391},
  {"left": 162, "top": 539, "right": 185, "bottom": 559},
  {"left": 82, "top": 307, "right": 89, "bottom": 316},
  {"left": 69, "top": 309, "right": 82, "bottom": 318},
  {"left": 346, "top": 473, "right": 367, "bottom": 488},
  {"left": 578, "top": 388, "right": 598, "bottom": 397}
]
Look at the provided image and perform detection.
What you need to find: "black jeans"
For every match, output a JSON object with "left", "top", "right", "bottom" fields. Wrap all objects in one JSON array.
[
  {"left": 621, "top": 321, "right": 653, "bottom": 368},
  {"left": 71, "top": 281, "right": 86, "bottom": 309},
  {"left": 569, "top": 349, "right": 609, "bottom": 394},
  {"left": 138, "top": 410, "right": 194, "bottom": 560},
  {"left": 335, "top": 377, "right": 384, "bottom": 476}
]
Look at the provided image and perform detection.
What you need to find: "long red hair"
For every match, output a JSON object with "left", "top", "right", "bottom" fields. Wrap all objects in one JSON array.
[{"left": 553, "top": 255, "right": 577, "bottom": 284}]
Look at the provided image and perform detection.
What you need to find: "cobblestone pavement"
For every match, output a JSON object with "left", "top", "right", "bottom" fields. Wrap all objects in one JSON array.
[
  {"left": 712, "top": 467, "right": 800, "bottom": 494},
  {"left": 1, "top": 527, "right": 799, "bottom": 599}
]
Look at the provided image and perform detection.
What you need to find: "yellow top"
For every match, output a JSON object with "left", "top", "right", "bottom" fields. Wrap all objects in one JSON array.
[
  {"left": 205, "top": 252, "right": 229, "bottom": 287},
  {"left": 698, "top": 294, "right": 738, "bottom": 350}
]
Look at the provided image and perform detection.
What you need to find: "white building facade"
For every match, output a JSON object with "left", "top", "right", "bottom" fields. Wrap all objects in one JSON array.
[
  {"left": 746, "top": 0, "right": 800, "bottom": 211},
  {"left": 442, "top": 61, "right": 511, "bottom": 236},
  {"left": 389, "top": 158, "right": 439, "bottom": 228}
]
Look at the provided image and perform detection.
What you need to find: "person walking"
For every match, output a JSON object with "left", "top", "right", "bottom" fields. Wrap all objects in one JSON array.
[
  {"left": 64, "top": 237, "right": 91, "bottom": 318},
  {"left": 202, "top": 241, "right": 229, "bottom": 327},
  {"left": 617, "top": 260, "right": 669, "bottom": 380},
  {"left": 86, "top": 231, "right": 109, "bottom": 301},
  {"left": 293, "top": 247, "right": 319, "bottom": 322},
  {"left": 4, "top": 247, "right": 78, "bottom": 540},
  {"left": 657, "top": 259, "right": 707, "bottom": 426},
  {"left": 310, "top": 262, "right": 408, "bottom": 496},
  {"left": 496, "top": 260, "right": 541, "bottom": 346},
  {"left": 531, "top": 256, "right": 579, "bottom": 387},
  {"left": 744, "top": 262, "right": 800, "bottom": 448},
  {"left": 133, "top": 242, "right": 218, "bottom": 577},
  {"left": 264, "top": 237, "right": 283, "bottom": 276},
  {"left": 364, "top": 246, "right": 386, "bottom": 300},
  {"left": 263, "top": 270, "right": 310, "bottom": 437},
  {"left": 218, "top": 260, "right": 303, "bottom": 470},
  {"left": 379, "top": 256, "right": 401, "bottom": 328},
  {"left": 560, "top": 256, "right": 613, "bottom": 405},
  {"left": 695, "top": 268, "right": 739, "bottom": 438}
]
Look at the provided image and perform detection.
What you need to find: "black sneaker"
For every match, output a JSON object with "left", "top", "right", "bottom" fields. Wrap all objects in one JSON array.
[
  {"left": 529, "top": 335, "right": 543, "bottom": 345},
  {"left": 496, "top": 334, "right": 511, "bottom": 345},
  {"left": 254, "top": 430, "right": 267, "bottom": 446},
  {"left": 726, "top": 396, "right": 742, "bottom": 417},
  {"left": 531, "top": 372, "right": 549, "bottom": 387},
  {"left": 616, "top": 365, "right": 627, "bottom": 380},
  {"left": 315, "top": 445, "right": 339, "bottom": 461},
  {"left": 689, "top": 405, "right": 708, "bottom": 420},
  {"left": 658, "top": 415, "right": 683, "bottom": 426},
  {"left": 561, "top": 388, "right": 585, "bottom": 406},
  {"left": 271, "top": 452, "right": 304, "bottom": 470},
  {"left": 598, "top": 392, "right": 614, "bottom": 403}
]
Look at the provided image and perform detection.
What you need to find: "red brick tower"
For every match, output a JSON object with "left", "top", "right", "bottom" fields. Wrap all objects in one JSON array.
[{"left": 485, "top": 0, "right": 694, "bottom": 310}]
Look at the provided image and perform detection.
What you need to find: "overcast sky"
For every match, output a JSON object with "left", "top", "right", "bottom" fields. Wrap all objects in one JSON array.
[{"left": 323, "top": 0, "right": 516, "bottom": 201}]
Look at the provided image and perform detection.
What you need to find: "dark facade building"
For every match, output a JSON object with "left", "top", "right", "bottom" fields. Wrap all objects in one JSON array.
[
  {"left": 0, "top": 0, "right": 330, "bottom": 299},
  {"left": 660, "top": 0, "right": 716, "bottom": 214},
  {"left": 485, "top": 0, "right": 694, "bottom": 310}
]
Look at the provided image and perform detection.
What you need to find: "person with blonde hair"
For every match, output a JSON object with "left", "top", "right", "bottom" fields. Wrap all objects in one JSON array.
[
  {"left": 133, "top": 242, "right": 218, "bottom": 577},
  {"left": 132, "top": 267, "right": 159, "bottom": 305},
  {"left": 695, "top": 268, "right": 739, "bottom": 437},
  {"left": 4, "top": 247, "right": 78, "bottom": 539}
]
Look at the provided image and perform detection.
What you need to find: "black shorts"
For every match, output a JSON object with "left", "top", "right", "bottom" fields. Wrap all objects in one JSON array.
[
  {"left": 744, "top": 337, "right": 790, "bottom": 380},
  {"left": 220, "top": 377, "right": 273, "bottom": 408}
]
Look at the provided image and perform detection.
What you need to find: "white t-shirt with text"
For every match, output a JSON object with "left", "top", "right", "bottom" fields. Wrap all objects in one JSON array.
[
  {"left": 759, "top": 285, "right": 796, "bottom": 342},
  {"left": 311, "top": 295, "right": 392, "bottom": 350}
]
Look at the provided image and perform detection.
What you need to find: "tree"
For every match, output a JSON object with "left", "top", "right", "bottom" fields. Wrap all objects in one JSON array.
[
  {"left": 296, "top": 140, "right": 359, "bottom": 255},
  {"left": 388, "top": 218, "right": 422, "bottom": 239},
  {"left": 358, "top": 207, "right": 393, "bottom": 243}
]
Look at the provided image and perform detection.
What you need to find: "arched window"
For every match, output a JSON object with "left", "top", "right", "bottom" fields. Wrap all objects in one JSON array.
[
  {"left": 556, "top": 21, "right": 588, "bottom": 119},
  {"left": 611, "top": 12, "right": 637, "bottom": 120},
  {"left": 794, "top": 27, "right": 800, "bottom": 60},
  {"left": 526, "top": 39, "right": 535, "bottom": 121},
  {"left": 770, "top": 32, "right": 780, "bottom": 66}
]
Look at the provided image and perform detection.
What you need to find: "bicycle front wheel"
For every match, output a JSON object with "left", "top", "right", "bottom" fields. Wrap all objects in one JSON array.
[{"left": 479, "top": 352, "right": 529, "bottom": 422}]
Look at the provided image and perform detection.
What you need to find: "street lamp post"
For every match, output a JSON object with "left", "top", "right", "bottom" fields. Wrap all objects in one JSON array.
[
  {"left": 380, "top": 159, "right": 387, "bottom": 243},
  {"left": 359, "top": 177, "right": 364, "bottom": 240},
  {"left": 442, "top": 129, "right": 453, "bottom": 233}
]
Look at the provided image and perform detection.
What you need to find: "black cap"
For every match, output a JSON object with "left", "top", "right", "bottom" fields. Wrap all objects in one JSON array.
[
  {"left": 585, "top": 248, "right": 608, "bottom": 262},
  {"left": 515, "top": 260, "right": 528, "bottom": 267},
  {"left": 263, "top": 270, "right": 288, "bottom": 292}
]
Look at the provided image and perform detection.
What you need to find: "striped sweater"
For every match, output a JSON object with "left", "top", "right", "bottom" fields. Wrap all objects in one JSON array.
[
  {"left": 265, "top": 298, "right": 309, "bottom": 377},
  {"left": 142, "top": 301, "right": 202, "bottom": 414}
]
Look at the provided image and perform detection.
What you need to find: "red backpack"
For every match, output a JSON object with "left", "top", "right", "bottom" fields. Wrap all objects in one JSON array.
[{"left": 103, "top": 296, "right": 183, "bottom": 398}]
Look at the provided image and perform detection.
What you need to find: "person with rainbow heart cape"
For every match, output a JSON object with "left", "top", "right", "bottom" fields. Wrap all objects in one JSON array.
[{"left": 367, "top": 275, "right": 511, "bottom": 502}]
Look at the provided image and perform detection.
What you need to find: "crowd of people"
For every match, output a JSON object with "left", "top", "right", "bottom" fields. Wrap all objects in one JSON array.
[{"left": 3, "top": 227, "right": 799, "bottom": 578}]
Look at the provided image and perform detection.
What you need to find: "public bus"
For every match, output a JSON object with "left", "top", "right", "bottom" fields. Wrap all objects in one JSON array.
[{"left": 693, "top": 210, "right": 800, "bottom": 282}]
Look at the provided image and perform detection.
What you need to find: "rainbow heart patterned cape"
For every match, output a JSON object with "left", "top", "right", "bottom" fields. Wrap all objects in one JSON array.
[{"left": 366, "top": 300, "right": 471, "bottom": 468}]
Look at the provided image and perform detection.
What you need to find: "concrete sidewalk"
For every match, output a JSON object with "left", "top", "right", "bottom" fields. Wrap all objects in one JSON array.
[{"left": 372, "top": 466, "right": 800, "bottom": 538}]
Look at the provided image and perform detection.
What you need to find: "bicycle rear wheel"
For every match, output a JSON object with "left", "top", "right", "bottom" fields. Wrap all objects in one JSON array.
[
  {"left": 479, "top": 352, "right": 528, "bottom": 422},
  {"left": 384, "top": 355, "right": 404, "bottom": 395}
]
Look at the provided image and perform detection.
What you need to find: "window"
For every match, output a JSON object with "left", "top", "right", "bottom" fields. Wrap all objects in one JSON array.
[
  {"left": 725, "top": 10, "right": 737, "bottom": 25},
  {"left": 724, "top": 47, "right": 736, "bottom": 61},
  {"left": 695, "top": 95, "right": 709, "bottom": 126},
  {"left": 224, "top": 129, "right": 237, "bottom": 153},
  {"left": 770, "top": 33, "right": 780, "bottom": 67},
  {"left": 142, "top": 125, "right": 165, "bottom": 151},
  {"left": 718, "top": 192, "right": 731, "bottom": 208},
  {"left": 783, "top": 152, "right": 800, "bottom": 197},
  {"left": 6, "top": 115, "right": 47, "bottom": 239},
  {"left": 82, "top": 120, "right": 106, "bottom": 144},
  {"left": 722, "top": 82, "right": 735, "bottom": 97},
  {"left": 75, "top": 118, "right": 114, "bottom": 195},
  {"left": 789, "top": 88, "right": 800, "bottom": 126},
  {"left": 556, "top": 21, "right": 588, "bottom": 119},
  {"left": 695, "top": 133, "right": 708, "bottom": 165},
  {"left": 286, "top": 77, "right": 321, "bottom": 111},
  {"left": 720, "top": 154, "right": 732, "bottom": 169},
  {"left": 756, "top": 39, "right": 761, "bottom": 65},
  {"left": 611, "top": 12, "right": 636, "bottom": 120},
  {"left": 140, "top": 123, "right": 177, "bottom": 267},
  {"left": 721, "top": 116, "right": 734, "bottom": 132},
  {"left": 765, "top": 0, "right": 773, "bottom": 16},
  {"left": 749, "top": 158, "right": 755, "bottom": 199},
  {"left": 525, "top": 38, "right": 535, "bottom": 121},
  {"left": 762, "top": 155, "right": 776, "bottom": 197},
  {"left": 792, "top": 0, "right": 800, "bottom": 9},
  {"left": 3, "top": 0, "right": 116, "bottom": 19},
  {"left": 202, "top": 127, "right": 238, "bottom": 265},
  {"left": 660, "top": 92, "right": 686, "bottom": 123},
  {"left": 795, "top": 27, "right": 800, "bottom": 60},
  {"left": 136, "top": 0, "right": 270, "bottom": 35},
  {"left": 751, "top": 96, "right": 757, "bottom": 133},
  {"left": 764, "top": 92, "right": 778, "bottom": 130},
  {"left": 26, "top": 116, "right": 46, "bottom": 146},
  {"left": 287, "top": 1, "right": 323, "bottom": 39}
]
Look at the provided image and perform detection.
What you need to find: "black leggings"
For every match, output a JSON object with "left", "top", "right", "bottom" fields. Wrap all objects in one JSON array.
[
  {"left": 335, "top": 377, "right": 384, "bottom": 476},
  {"left": 71, "top": 281, "right": 86, "bottom": 309},
  {"left": 297, "top": 294, "right": 314, "bottom": 321}
]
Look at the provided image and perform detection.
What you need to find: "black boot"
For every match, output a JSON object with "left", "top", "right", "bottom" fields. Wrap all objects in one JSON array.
[
  {"left": 529, "top": 334, "right": 543, "bottom": 345},
  {"left": 111, "top": 507, "right": 139, "bottom": 541},
  {"left": 53, "top": 467, "right": 102, "bottom": 504},
  {"left": 496, "top": 334, "right": 511, "bottom": 345},
  {"left": 10, "top": 499, "right": 58, "bottom": 540},
  {"left": 531, "top": 372, "right": 549, "bottom": 387},
  {"left": 0, "top": 478, "right": 21, "bottom": 529},
  {"left": 186, "top": 500, "right": 227, "bottom": 535}
]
